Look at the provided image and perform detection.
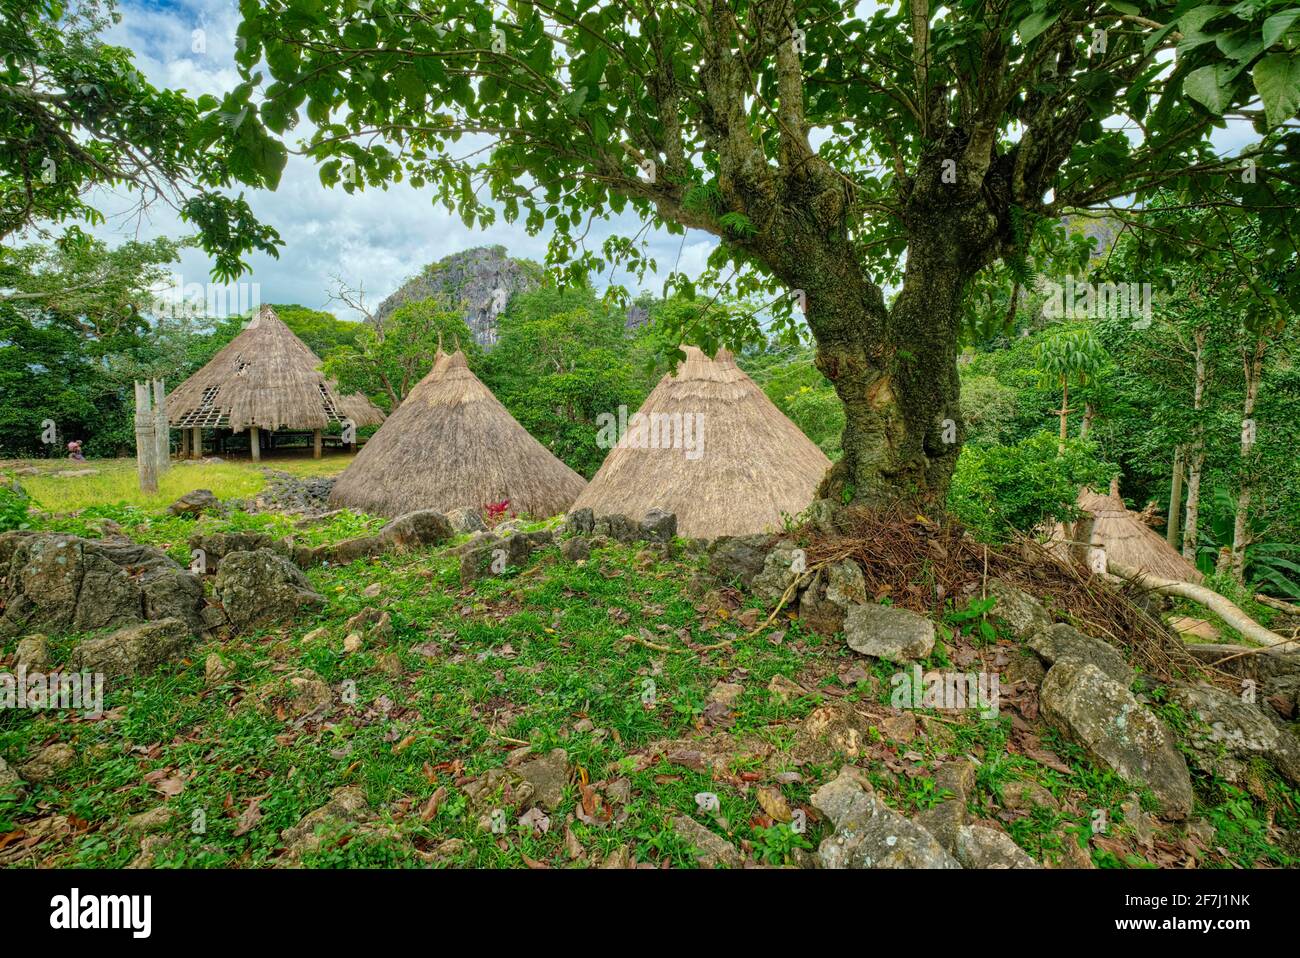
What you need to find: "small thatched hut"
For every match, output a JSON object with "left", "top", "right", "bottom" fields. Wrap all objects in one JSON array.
[
  {"left": 1055, "top": 479, "right": 1204, "bottom": 584},
  {"left": 166, "top": 305, "right": 385, "bottom": 460},
  {"left": 328, "top": 349, "right": 587, "bottom": 518},
  {"left": 571, "top": 346, "right": 831, "bottom": 539}
]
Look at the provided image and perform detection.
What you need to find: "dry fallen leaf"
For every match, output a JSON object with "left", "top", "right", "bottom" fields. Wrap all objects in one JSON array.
[
  {"left": 420, "top": 786, "right": 448, "bottom": 821},
  {"left": 232, "top": 798, "right": 263, "bottom": 837},
  {"left": 757, "top": 787, "right": 793, "bottom": 823}
]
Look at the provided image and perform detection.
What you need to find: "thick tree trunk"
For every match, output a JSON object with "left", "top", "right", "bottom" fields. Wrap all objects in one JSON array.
[
  {"left": 806, "top": 246, "right": 963, "bottom": 512},
  {"left": 749, "top": 135, "right": 998, "bottom": 514}
]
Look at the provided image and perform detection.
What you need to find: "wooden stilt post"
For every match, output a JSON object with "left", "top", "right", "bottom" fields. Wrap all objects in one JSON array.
[
  {"left": 313, "top": 429, "right": 322, "bottom": 459},
  {"left": 191, "top": 427, "right": 202, "bottom": 459},
  {"left": 133, "top": 381, "right": 158, "bottom": 494},
  {"left": 153, "top": 379, "right": 169, "bottom": 472},
  {"left": 249, "top": 426, "right": 261, "bottom": 462}
]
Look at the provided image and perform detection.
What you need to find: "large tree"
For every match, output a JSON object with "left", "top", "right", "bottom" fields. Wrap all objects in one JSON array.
[{"left": 222, "top": 0, "right": 1300, "bottom": 508}]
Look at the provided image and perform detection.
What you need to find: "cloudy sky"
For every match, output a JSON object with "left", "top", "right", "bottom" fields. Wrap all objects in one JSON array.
[{"left": 96, "top": 0, "right": 717, "bottom": 320}]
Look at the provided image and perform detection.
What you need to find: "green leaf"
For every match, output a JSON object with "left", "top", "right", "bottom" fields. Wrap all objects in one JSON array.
[
  {"left": 1183, "top": 63, "right": 1236, "bottom": 113},
  {"left": 1018, "top": 11, "right": 1060, "bottom": 45},
  {"left": 1263, "top": 9, "right": 1300, "bottom": 47},
  {"left": 1253, "top": 53, "right": 1300, "bottom": 127}
]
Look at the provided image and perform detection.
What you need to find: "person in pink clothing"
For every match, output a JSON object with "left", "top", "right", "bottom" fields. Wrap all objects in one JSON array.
[{"left": 67, "top": 440, "right": 85, "bottom": 462}]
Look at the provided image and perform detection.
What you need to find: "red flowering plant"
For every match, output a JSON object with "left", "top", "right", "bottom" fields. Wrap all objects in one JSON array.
[{"left": 483, "top": 499, "right": 514, "bottom": 528}]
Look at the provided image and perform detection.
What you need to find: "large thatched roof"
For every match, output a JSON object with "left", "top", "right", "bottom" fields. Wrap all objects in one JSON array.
[
  {"left": 167, "top": 305, "right": 385, "bottom": 432},
  {"left": 328, "top": 349, "right": 587, "bottom": 518},
  {"left": 1055, "top": 484, "right": 1204, "bottom": 584},
  {"left": 571, "top": 346, "right": 831, "bottom": 539}
]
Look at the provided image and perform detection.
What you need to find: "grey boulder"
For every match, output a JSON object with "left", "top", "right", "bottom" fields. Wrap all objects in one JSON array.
[
  {"left": 1041, "top": 661, "right": 1192, "bottom": 819},
  {"left": 69, "top": 617, "right": 192, "bottom": 681},
  {"left": 811, "top": 768, "right": 959, "bottom": 869},
  {"left": 214, "top": 550, "right": 323, "bottom": 632},
  {"left": 844, "top": 603, "right": 936, "bottom": 662}
]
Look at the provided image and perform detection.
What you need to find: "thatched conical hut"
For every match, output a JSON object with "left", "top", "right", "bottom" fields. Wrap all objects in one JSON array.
[
  {"left": 167, "top": 305, "right": 385, "bottom": 460},
  {"left": 328, "top": 349, "right": 587, "bottom": 518},
  {"left": 1056, "top": 479, "right": 1204, "bottom": 584},
  {"left": 571, "top": 346, "right": 831, "bottom": 539}
]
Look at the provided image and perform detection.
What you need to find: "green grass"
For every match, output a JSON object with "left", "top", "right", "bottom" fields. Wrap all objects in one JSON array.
[
  {"left": 10, "top": 455, "right": 352, "bottom": 514},
  {"left": 2, "top": 497, "right": 1296, "bottom": 869}
]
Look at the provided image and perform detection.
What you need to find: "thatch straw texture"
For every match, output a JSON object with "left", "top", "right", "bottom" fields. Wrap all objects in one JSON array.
[
  {"left": 571, "top": 347, "right": 831, "bottom": 538},
  {"left": 328, "top": 350, "right": 587, "bottom": 518},
  {"left": 167, "top": 305, "right": 385, "bottom": 432},
  {"left": 1057, "top": 486, "right": 1204, "bottom": 584}
]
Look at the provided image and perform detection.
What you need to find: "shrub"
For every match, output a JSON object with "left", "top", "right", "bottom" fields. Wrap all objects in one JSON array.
[
  {"left": 948, "top": 432, "right": 1113, "bottom": 541},
  {"left": 0, "top": 480, "right": 33, "bottom": 532}
]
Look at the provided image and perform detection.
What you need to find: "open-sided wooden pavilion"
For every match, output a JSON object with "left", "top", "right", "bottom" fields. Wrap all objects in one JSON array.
[{"left": 166, "top": 304, "right": 385, "bottom": 460}]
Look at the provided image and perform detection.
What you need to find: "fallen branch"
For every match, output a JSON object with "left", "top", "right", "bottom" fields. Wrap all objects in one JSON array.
[
  {"left": 1107, "top": 559, "right": 1289, "bottom": 648},
  {"left": 1255, "top": 593, "right": 1300, "bottom": 616}
]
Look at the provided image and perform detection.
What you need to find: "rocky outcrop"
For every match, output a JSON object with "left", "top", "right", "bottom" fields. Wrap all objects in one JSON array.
[
  {"left": 707, "top": 535, "right": 772, "bottom": 588},
  {"left": 750, "top": 542, "right": 807, "bottom": 605},
  {"left": 797, "top": 560, "right": 866, "bottom": 635},
  {"left": 673, "top": 815, "right": 743, "bottom": 868},
  {"left": 18, "top": 742, "right": 76, "bottom": 783},
  {"left": 988, "top": 579, "right": 1052, "bottom": 640},
  {"left": 213, "top": 549, "right": 323, "bottom": 633},
  {"left": 953, "top": 825, "right": 1040, "bottom": 869},
  {"left": 0, "top": 756, "right": 26, "bottom": 799},
  {"left": 250, "top": 471, "right": 336, "bottom": 515},
  {"left": 459, "top": 532, "right": 535, "bottom": 586},
  {"left": 279, "top": 786, "right": 377, "bottom": 862},
  {"left": 166, "top": 488, "right": 220, "bottom": 516},
  {"left": 69, "top": 618, "right": 192, "bottom": 681},
  {"left": 373, "top": 245, "right": 543, "bottom": 348},
  {"left": 515, "top": 748, "right": 570, "bottom": 811},
  {"left": 640, "top": 509, "right": 677, "bottom": 543},
  {"left": 1172, "top": 684, "right": 1300, "bottom": 786},
  {"left": 189, "top": 530, "right": 292, "bottom": 573},
  {"left": 560, "top": 537, "right": 591, "bottom": 562},
  {"left": 0, "top": 532, "right": 205, "bottom": 638},
  {"left": 1040, "top": 661, "right": 1193, "bottom": 819},
  {"left": 1185, "top": 644, "right": 1300, "bottom": 720},
  {"left": 444, "top": 507, "right": 487, "bottom": 535},
  {"left": 301, "top": 510, "right": 453, "bottom": 566},
  {"left": 15, "top": 634, "right": 49, "bottom": 671},
  {"left": 562, "top": 508, "right": 594, "bottom": 537},
  {"left": 1029, "top": 623, "right": 1135, "bottom": 686}
]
